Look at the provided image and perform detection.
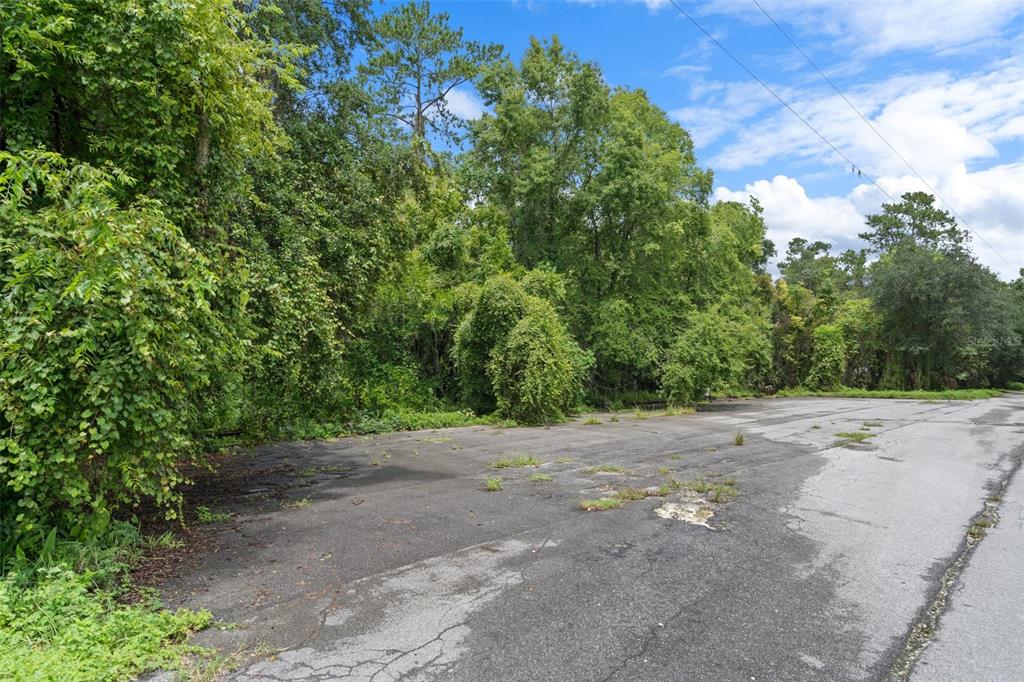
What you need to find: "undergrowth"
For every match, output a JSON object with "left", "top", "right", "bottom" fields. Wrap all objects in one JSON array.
[{"left": 0, "top": 523, "right": 211, "bottom": 681}]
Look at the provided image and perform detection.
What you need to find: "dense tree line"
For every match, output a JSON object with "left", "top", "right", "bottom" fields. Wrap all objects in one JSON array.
[{"left": 2, "top": 0, "right": 1021, "bottom": 552}]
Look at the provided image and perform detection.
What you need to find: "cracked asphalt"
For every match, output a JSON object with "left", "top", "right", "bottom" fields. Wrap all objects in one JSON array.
[{"left": 157, "top": 395, "right": 1024, "bottom": 681}]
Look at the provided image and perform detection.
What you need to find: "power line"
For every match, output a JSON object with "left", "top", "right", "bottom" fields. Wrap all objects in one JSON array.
[
  {"left": 750, "top": 0, "right": 1015, "bottom": 271},
  {"left": 664, "top": 0, "right": 894, "bottom": 203}
]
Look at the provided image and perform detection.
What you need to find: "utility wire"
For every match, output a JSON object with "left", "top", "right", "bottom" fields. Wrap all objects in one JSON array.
[
  {"left": 664, "top": 0, "right": 894, "bottom": 203},
  {"left": 750, "top": 0, "right": 1015, "bottom": 270}
]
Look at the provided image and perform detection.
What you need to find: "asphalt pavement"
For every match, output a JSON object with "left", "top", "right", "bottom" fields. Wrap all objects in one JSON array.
[{"left": 157, "top": 394, "right": 1024, "bottom": 681}]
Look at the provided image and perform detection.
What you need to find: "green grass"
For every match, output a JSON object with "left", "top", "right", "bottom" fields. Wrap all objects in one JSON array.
[
  {"left": 862, "top": 420, "right": 884, "bottom": 427},
  {"left": 491, "top": 455, "right": 540, "bottom": 469},
  {"left": 0, "top": 522, "right": 211, "bottom": 681},
  {"left": 556, "top": 456, "right": 574, "bottom": 464},
  {"left": 614, "top": 487, "right": 650, "bottom": 501},
  {"left": 835, "top": 431, "right": 874, "bottom": 444},
  {"left": 280, "top": 497, "right": 311, "bottom": 510},
  {"left": 354, "top": 408, "right": 512, "bottom": 435},
  {"left": 1006, "top": 381, "right": 1024, "bottom": 391},
  {"left": 583, "top": 417, "right": 602, "bottom": 425},
  {"left": 579, "top": 498, "right": 626, "bottom": 511},
  {"left": 195, "top": 506, "right": 233, "bottom": 524},
  {"left": 584, "top": 464, "right": 632, "bottom": 475},
  {"left": 528, "top": 473, "right": 553, "bottom": 482},
  {"left": 733, "top": 432, "right": 745, "bottom": 446},
  {"left": 778, "top": 387, "right": 1002, "bottom": 400},
  {"left": 673, "top": 477, "right": 740, "bottom": 503},
  {"left": 485, "top": 477, "right": 504, "bottom": 492}
]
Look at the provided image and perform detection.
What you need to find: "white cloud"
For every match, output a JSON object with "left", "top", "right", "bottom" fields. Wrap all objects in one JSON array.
[
  {"left": 704, "top": 58, "right": 1024, "bottom": 177},
  {"left": 715, "top": 167, "right": 1024, "bottom": 280},
  {"left": 702, "top": 0, "right": 1024, "bottom": 57},
  {"left": 444, "top": 88, "right": 485, "bottom": 120}
]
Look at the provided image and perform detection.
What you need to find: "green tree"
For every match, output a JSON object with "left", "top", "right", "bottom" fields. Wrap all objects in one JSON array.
[
  {"left": 0, "top": 153, "right": 236, "bottom": 548},
  {"left": 860, "top": 191, "right": 967, "bottom": 254},
  {"left": 359, "top": 0, "right": 501, "bottom": 148}
]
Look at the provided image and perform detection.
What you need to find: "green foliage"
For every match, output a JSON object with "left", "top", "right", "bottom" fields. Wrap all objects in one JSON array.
[
  {"left": 661, "top": 309, "right": 765, "bottom": 405},
  {"left": 490, "top": 300, "right": 591, "bottom": 424},
  {"left": 807, "top": 324, "right": 847, "bottom": 391},
  {"left": 0, "top": 521, "right": 210, "bottom": 680},
  {"left": 0, "top": 153, "right": 235, "bottom": 549},
  {"left": 0, "top": 565, "right": 210, "bottom": 681},
  {"left": 0, "top": 0, "right": 295, "bottom": 222},
  {"left": 360, "top": 0, "right": 502, "bottom": 146},
  {"left": 453, "top": 274, "right": 531, "bottom": 412},
  {"left": 485, "top": 477, "right": 503, "bottom": 492},
  {"left": 777, "top": 387, "right": 1002, "bottom": 400}
]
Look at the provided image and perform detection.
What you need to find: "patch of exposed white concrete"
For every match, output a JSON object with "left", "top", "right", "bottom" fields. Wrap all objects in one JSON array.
[
  {"left": 237, "top": 538, "right": 535, "bottom": 681},
  {"left": 655, "top": 497, "right": 715, "bottom": 528}
]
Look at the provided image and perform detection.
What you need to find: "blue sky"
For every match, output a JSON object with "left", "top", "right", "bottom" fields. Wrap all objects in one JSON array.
[{"left": 382, "top": 0, "right": 1024, "bottom": 279}]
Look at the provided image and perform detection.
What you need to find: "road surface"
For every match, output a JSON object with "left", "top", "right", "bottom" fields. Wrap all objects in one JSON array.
[{"left": 158, "top": 395, "right": 1024, "bottom": 681}]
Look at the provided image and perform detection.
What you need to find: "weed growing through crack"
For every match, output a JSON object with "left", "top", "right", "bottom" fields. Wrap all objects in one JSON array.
[
  {"left": 196, "top": 506, "right": 233, "bottom": 524},
  {"left": 556, "top": 456, "right": 574, "bottom": 464},
  {"left": 491, "top": 456, "right": 540, "bottom": 469},
  {"left": 657, "top": 466, "right": 671, "bottom": 475},
  {"left": 280, "top": 497, "right": 311, "bottom": 510},
  {"left": 863, "top": 420, "right": 884, "bottom": 427},
  {"left": 733, "top": 433, "right": 745, "bottom": 446},
  {"left": 673, "top": 478, "right": 740, "bottom": 503},
  {"left": 614, "top": 488, "right": 649, "bottom": 501},
  {"left": 528, "top": 473, "right": 553, "bottom": 483},
  {"left": 669, "top": 454, "right": 683, "bottom": 461},
  {"left": 579, "top": 498, "right": 625, "bottom": 511},
  {"left": 584, "top": 464, "right": 632, "bottom": 475},
  {"left": 835, "top": 431, "right": 873, "bottom": 445},
  {"left": 485, "top": 477, "right": 504, "bottom": 492},
  {"left": 421, "top": 436, "right": 451, "bottom": 444},
  {"left": 609, "top": 415, "right": 620, "bottom": 422},
  {"left": 583, "top": 417, "right": 602, "bottom": 425}
]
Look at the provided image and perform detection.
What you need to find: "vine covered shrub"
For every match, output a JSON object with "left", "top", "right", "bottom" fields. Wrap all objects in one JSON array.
[
  {"left": 660, "top": 309, "right": 748, "bottom": 404},
  {"left": 0, "top": 153, "right": 232, "bottom": 550},
  {"left": 453, "top": 275, "right": 530, "bottom": 412},
  {"left": 490, "top": 301, "right": 591, "bottom": 424},
  {"left": 807, "top": 323, "right": 847, "bottom": 390}
]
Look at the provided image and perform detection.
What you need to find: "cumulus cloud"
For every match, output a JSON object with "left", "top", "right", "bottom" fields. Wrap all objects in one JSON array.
[
  {"left": 444, "top": 88, "right": 485, "bottom": 120},
  {"left": 702, "top": 0, "right": 1024, "bottom": 57},
  {"left": 715, "top": 168, "right": 1023, "bottom": 281}
]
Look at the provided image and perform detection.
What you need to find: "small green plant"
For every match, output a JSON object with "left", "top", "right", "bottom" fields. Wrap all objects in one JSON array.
[
  {"left": 733, "top": 433, "right": 745, "bottom": 446},
  {"left": 657, "top": 466, "right": 671, "bottom": 475},
  {"left": 421, "top": 436, "right": 452, "bottom": 444},
  {"left": 196, "top": 506, "right": 233, "bottom": 524},
  {"left": 485, "top": 477, "right": 504, "bottom": 492},
  {"left": 579, "top": 498, "right": 625, "bottom": 511},
  {"left": 142, "top": 532, "right": 183, "bottom": 551},
  {"left": 609, "top": 415, "right": 620, "bottom": 422},
  {"left": 669, "top": 453, "right": 683, "bottom": 460},
  {"left": 811, "top": 424, "right": 821, "bottom": 429},
  {"left": 528, "top": 473, "right": 553, "bottom": 482},
  {"left": 988, "top": 494, "right": 1003, "bottom": 502},
  {"left": 863, "top": 420, "right": 884, "bottom": 427},
  {"left": 614, "top": 488, "right": 649, "bottom": 501},
  {"left": 632, "top": 410, "right": 649, "bottom": 420},
  {"left": 280, "top": 497, "right": 311, "bottom": 510},
  {"left": 556, "top": 456, "right": 574, "bottom": 464},
  {"left": 583, "top": 417, "right": 602, "bottom": 425},
  {"left": 835, "top": 431, "right": 873, "bottom": 444},
  {"left": 491, "top": 456, "right": 541, "bottom": 469},
  {"left": 584, "top": 464, "right": 632, "bottom": 475},
  {"left": 1007, "top": 381, "right": 1024, "bottom": 391}
]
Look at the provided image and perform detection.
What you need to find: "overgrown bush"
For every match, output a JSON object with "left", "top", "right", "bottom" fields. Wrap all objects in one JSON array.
[
  {"left": 0, "top": 521, "right": 211, "bottom": 680},
  {"left": 807, "top": 324, "right": 847, "bottom": 390},
  {"left": 0, "top": 153, "right": 233, "bottom": 551},
  {"left": 490, "top": 301, "right": 591, "bottom": 424},
  {"left": 660, "top": 309, "right": 748, "bottom": 404},
  {"left": 453, "top": 274, "right": 530, "bottom": 412}
]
